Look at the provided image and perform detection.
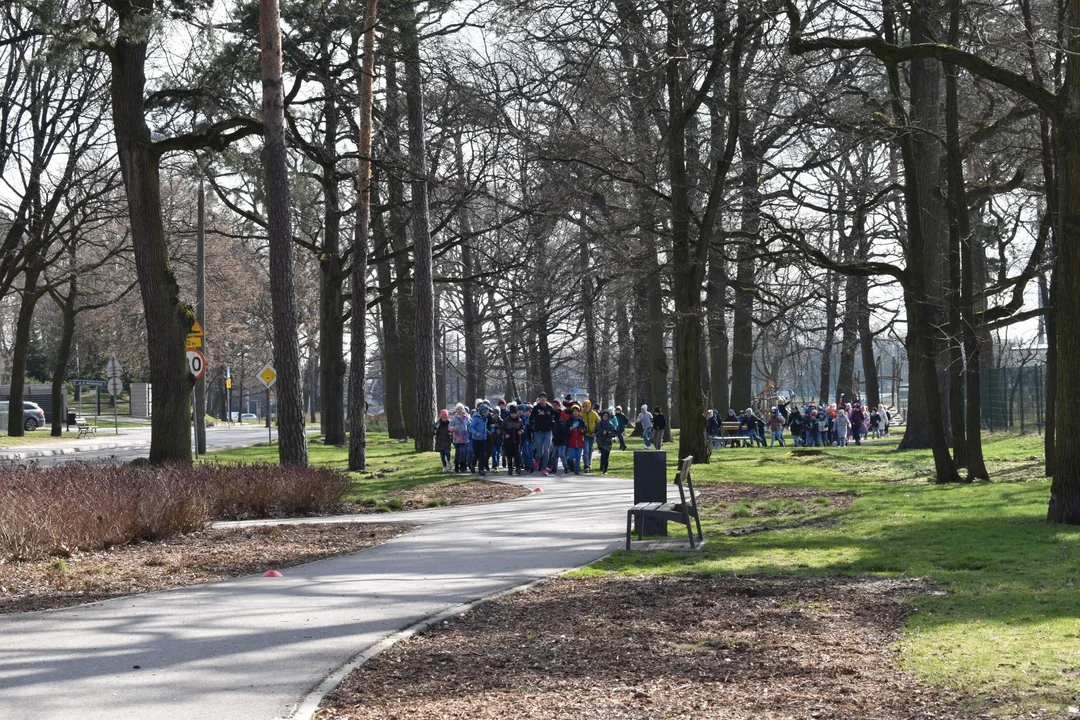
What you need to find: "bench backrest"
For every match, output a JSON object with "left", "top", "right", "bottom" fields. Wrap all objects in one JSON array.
[{"left": 675, "top": 456, "right": 699, "bottom": 512}]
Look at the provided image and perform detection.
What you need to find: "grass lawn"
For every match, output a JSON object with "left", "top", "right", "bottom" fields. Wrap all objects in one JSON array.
[
  {"left": 587, "top": 432, "right": 1078, "bottom": 714},
  {"left": 0, "top": 432, "right": 77, "bottom": 447},
  {"left": 206, "top": 434, "right": 461, "bottom": 507}
]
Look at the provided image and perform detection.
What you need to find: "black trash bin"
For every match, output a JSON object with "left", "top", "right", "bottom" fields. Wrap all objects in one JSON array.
[
  {"left": 633, "top": 450, "right": 668, "bottom": 536},
  {"left": 66, "top": 411, "right": 77, "bottom": 429}
]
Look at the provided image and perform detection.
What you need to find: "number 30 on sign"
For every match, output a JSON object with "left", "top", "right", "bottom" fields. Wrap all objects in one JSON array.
[{"left": 186, "top": 350, "right": 207, "bottom": 380}]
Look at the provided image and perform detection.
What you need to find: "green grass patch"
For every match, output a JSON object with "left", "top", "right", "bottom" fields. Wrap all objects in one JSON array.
[
  {"left": 204, "top": 433, "right": 462, "bottom": 506},
  {"left": 584, "top": 432, "right": 1079, "bottom": 714}
]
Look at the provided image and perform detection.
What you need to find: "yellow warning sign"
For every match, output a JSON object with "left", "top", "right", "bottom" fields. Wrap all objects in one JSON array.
[{"left": 186, "top": 336, "right": 203, "bottom": 349}]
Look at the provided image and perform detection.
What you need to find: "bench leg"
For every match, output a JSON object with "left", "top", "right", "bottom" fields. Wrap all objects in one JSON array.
[
  {"left": 626, "top": 512, "right": 634, "bottom": 551},
  {"left": 685, "top": 517, "right": 696, "bottom": 549}
]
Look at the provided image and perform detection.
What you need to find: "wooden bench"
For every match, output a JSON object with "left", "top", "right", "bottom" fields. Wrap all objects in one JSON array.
[
  {"left": 718, "top": 421, "right": 750, "bottom": 447},
  {"left": 626, "top": 456, "right": 705, "bottom": 550},
  {"left": 77, "top": 423, "right": 97, "bottom": 439}
]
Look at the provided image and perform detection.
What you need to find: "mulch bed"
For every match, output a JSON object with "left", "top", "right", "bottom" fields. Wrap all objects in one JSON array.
[
  {"left": 0, "top": 522, "right": 408, "bottom": 614},
  {"left": 342, "top": 479, "right": 531, "bottom": 513},
  {"left": 318, "top": 574, "right": 990, "bottom": 720}
]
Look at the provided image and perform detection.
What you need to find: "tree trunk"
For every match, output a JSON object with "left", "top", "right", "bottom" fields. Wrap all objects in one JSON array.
[
  {"left": 898, "top": 0, "right": 952, "bottom": 452},
  {"left": 536, "top": 307, "right": 554, "bottom": 398},
  {"left": 944, "top": 0, "right": 984, "bottom": 477},
  {"left": 707, "top": 245, "right": 729, "bottom": 413},
  {"left": 110, "top": 4, "right": 192, "bottom": 464},
  {"left": 349, "top": 0, "right": 378, "bottom": 472},
  {"left": 260, "top": 0, "right": 307, "bottom": 467},
  {"left": 383, "top": 43, "right": 417, "bottom": 438},
  {"left": 371, "top": 180, "right": 405, "bottom": 438},
  {"left": 666, "top": 0, "right": 708, "bottom": 462},
  {"left": 615, "top": 305, "right": 632, "bottom": 411},
  {"left": 858, "top": 295, "right": 880, "bottom": 407},
  {"left": 730, "top": 148, "right": 759, "bottom": 412},
  {"left": 646, "top": 239, "right": 668, "bottom": 414},
  {"left": 7, "top": 267, "right": 42, "bottom": 437},
  {"left": 401, "top": 4, "right": 436, "bottom": 452},
  {"left": 581, "top": 226, "right": 599, "bottom": 401},
  {"left": 50, "top": 272, "right": 77, "bottom": 437},
  {"left": 319, "top": 91, "right": 346, "bottom": 446}
]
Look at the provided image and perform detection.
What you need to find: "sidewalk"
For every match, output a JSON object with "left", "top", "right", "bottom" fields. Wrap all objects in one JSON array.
[{"left": 0, "top": 473, "right": 632, "bottom": 720}]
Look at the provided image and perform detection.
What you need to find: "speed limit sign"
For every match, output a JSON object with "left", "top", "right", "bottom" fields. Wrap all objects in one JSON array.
[{"left": 186, "top": 350, "right": 207, "bottom": 380}]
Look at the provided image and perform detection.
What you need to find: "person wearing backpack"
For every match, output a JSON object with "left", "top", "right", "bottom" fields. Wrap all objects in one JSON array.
[
  {"left": 502, "top": 405, "right": 526, "bottom": 475},
  {"left": 470, "top": 405, "right": 491, "bottom": 476}
]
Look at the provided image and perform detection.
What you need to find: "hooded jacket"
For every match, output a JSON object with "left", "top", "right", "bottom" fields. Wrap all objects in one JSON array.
[
  {"left": 469, "top": 412, "right": 489, "bottom": 441},
  {"left": 450, "top": 413, "right": 471, "bottom": 444},
  {"left": 581, "top": 403, "right": 601, "bottom": 437}
]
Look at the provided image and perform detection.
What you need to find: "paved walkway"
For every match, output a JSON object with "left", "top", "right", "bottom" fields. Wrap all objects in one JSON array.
[{"left": 0, "top": 473, "right": 634, "bottom": 720}]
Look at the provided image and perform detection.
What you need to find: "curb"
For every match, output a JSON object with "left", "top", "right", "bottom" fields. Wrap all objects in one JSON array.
[
  {"left": 0, "top": 441, "right": 152, "bottom": 461},
  {"left": 281, "top": 575, "right": 555, "bottom": 720}
]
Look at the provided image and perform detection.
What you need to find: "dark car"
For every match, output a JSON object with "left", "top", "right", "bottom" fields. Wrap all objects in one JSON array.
[{"left": 23, "top": 401, "right": 46, "bottom": 431}]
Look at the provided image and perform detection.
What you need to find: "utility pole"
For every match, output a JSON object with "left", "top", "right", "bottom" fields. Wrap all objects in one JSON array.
[{"left": 195, "top": 172, "right": 207, "bottom": 453}]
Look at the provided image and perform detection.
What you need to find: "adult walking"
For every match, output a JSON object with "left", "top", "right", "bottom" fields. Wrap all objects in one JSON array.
[
  {"left": 636, "top": 404, "right": 653, "bottom": 449},
  {"left": 580, "top": 400, "right": 600, "bottom": 472},
  {"left": 652, "top": 406, "right": 667, "bottom": 451},
  {"left": 470, "top": 405, "right": 491, "bottom": 476},
  {"left": 530, "top": 392, "right": 555, "bottom": 475}
]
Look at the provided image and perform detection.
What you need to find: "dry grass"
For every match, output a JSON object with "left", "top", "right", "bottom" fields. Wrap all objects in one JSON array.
[{"left": 0, "top": 463, "right": 350, "bottom": 560}]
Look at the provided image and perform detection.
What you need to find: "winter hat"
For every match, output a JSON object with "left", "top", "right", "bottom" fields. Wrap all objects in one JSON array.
[
  {"left": 571, "top": 405, "right": 581, "bottom": 413},
  {"left": 454, "top": 403, "right": 465, "bottom": 413},
  {"left": 439, "top": 409, "right": 449, "bottom": 421},
  {"left": 509, "top": 404, "right": 519, "bottom": 414},
  {"left": 601, "top": 409, "right": 611, "bottom": 418},
  {"left": 641, "top": 404, "right": 648, "bottom": 412},
  {"left": 615, "top": 405, "right": 622, "bottom": 412},
  {"left": 479, "top": 404, "right": 491, "bottom": 417},
  {"left": 582, "top": 399, "right": 592, "bottom": 410}
]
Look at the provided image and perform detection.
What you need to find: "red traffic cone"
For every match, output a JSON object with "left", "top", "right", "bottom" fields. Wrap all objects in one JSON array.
[
  {"left": 534, "top": 488, "right": 542, "bottom": 492},
  {"left": 262, "top": 569, "right": 283, "bottom": 578}
]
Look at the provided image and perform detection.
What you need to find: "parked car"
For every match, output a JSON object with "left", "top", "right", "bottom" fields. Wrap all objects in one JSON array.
[
  {"left": 23, "top": 401, "right": 45, "bottom": 431},
  {"left": 240, "top": 413, "right": 257, "bottom": 421}
]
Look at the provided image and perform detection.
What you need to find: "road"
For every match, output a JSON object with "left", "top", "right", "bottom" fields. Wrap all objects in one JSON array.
[
  {"left": 0, "top": 473, "right": 633, "bottom": 720},
  {"left": 0, "top": 423, "right": 280, "bottom": 465}
]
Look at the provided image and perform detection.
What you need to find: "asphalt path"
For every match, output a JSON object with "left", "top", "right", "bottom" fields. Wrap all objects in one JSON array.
[{"left": 0, "top": 472, "right": 634, "bottom": 720}]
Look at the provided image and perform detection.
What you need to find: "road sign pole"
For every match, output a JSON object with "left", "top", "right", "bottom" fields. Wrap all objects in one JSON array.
[
  {"left": 194, "top": 173, "right": 206, "bottom": 454},
  {"left": 266, "top": 387, "right": 272, "bottom": 445}
]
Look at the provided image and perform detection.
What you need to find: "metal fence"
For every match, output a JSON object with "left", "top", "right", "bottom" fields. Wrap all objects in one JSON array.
[{"left": 981, "top": 364, "right": 1046, "bottom": 433}]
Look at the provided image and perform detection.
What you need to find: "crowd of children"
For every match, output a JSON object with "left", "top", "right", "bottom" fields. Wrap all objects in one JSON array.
[
  {"left": 432, "top": 392, "right": 634, "bottom": 477},
  {"left": 706, "top": 401, "right": 892, "bottom": 448}
]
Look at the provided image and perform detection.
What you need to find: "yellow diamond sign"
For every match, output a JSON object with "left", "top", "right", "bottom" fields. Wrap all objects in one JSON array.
[{"left": 257, "top": 363, "right": 277, "bottom": 389}]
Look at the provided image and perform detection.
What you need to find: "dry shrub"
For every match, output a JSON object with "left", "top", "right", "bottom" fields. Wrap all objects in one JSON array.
[{"left": 0, "top": 464, "right": 350, "bottom": 560}]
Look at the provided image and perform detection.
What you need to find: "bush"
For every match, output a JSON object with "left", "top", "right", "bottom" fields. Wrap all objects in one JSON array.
[{"left": 0, "top": 463, "right": 350, "bottom": 559}]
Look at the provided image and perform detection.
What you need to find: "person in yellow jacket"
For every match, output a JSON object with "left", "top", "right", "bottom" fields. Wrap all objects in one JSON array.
[{"left": 581, "top": 399, "right": 601, "bottom": 473}]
